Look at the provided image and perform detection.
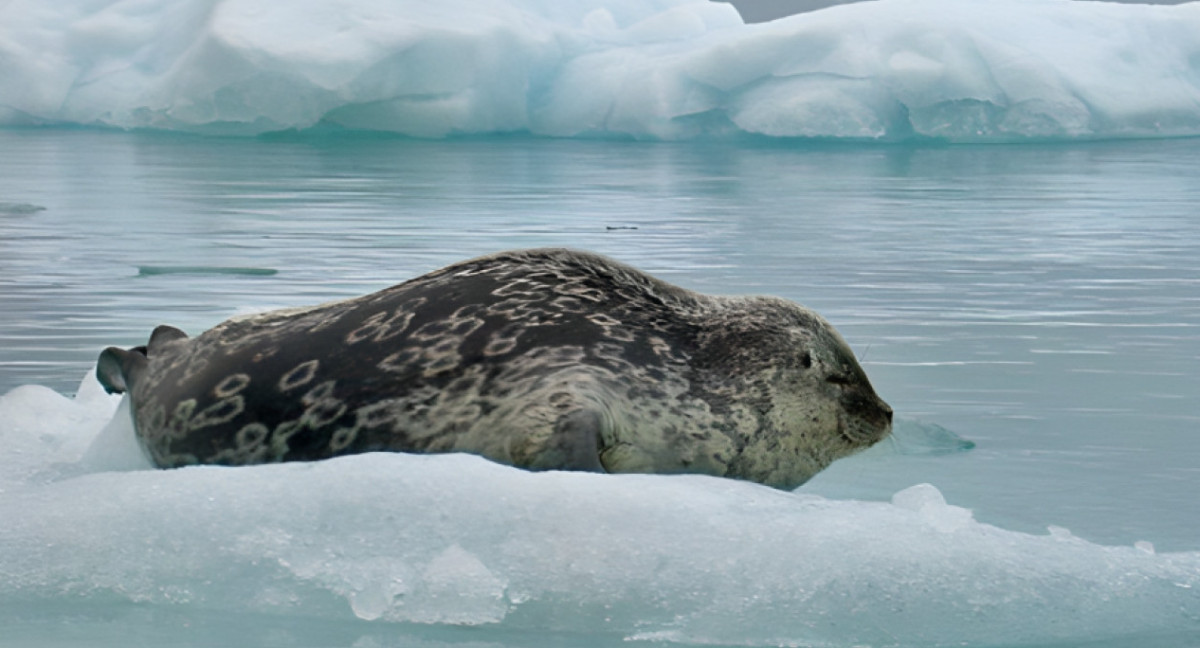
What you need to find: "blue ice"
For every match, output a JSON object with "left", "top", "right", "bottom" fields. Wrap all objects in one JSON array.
[
  {"left": 1, "top": 0, "right": 1199, "bottom": 140},
  {"left": 0, "top": 371, "right": 1198, "bottom": 646}
]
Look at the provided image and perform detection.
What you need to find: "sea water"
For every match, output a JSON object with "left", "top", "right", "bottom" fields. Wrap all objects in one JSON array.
[{"left": 1, "top": 129, "right": 1199, "bottom": 647}]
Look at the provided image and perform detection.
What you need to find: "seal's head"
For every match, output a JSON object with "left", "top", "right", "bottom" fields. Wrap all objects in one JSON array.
[{"left": 693, "top": 296, "right": 892, "bottom": 489}]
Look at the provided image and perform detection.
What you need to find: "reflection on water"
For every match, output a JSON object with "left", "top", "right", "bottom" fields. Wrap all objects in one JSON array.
[{"left": 1, "top": 130, "right": 1199, "bottom": 550}]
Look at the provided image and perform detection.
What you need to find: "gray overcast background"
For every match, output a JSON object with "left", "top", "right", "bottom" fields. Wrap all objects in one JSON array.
[{"left": 723, "top": 0, "right": 1191, "bottom": 23}]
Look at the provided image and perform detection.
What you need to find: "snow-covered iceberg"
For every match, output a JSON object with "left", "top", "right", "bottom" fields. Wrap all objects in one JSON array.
[
  {"left": 2, "top": 372, "right": 1199, "bottom": 647},
  {"left": 1, "top": 0, "right": 1198, "bottom": 141}
]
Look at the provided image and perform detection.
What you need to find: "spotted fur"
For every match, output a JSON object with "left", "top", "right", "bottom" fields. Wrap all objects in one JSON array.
[{"left": 97, "top": 248, "right": 892, "bottom": 489}]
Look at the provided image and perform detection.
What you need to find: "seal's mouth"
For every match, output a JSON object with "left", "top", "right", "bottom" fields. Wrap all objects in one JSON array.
[{"left": 839, "top": 394, "right": 893, "bottom": 446}]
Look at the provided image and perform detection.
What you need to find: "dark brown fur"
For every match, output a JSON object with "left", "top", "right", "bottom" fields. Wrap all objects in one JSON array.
[{"left": 98, "top": 249, "right": 892, "bottom": 488}]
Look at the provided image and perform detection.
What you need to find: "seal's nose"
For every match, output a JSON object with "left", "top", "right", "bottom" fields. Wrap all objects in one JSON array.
[{"left": 883, "top": 402, "right": 893, "bottom": 423}]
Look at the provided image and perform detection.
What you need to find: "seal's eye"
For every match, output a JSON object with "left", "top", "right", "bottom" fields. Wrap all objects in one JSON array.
[{"left": 800, "top": 352, "right": 812, "bottom": 368}]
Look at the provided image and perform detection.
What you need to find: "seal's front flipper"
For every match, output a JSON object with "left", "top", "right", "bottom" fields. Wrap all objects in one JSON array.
[
  {"left": 96, "top": 346, "right": 148, "bottom": 395},
  {"left": 529, "top": 408, "right": 607, "bottom": 473}
]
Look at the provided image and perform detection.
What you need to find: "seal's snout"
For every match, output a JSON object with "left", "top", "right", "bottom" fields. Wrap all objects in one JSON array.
[
  {"left": 870, "top": 396, "right": 894, "bottom": 432},
  {"left": 842, "top": 388, "right": 890, "bottom": 420},
  {"left": 838, "top": 386, "right": 893, "bottom": 446},
  {"left": 875, "top": 399, "right": 895, "bottom": 444}
]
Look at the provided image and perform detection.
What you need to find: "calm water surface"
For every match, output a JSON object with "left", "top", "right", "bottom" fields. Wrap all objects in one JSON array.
[{"left": 1, "top": 129, "right": 1198, "bottom": 550}]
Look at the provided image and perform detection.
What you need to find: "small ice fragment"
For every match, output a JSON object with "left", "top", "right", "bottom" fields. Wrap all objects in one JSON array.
[
  {"left": 892, "top": 483, "right": 974, "bottom": 532},
  {"left": 1047, "top": 525, "right": 1074, "bottom": 540},
  {"left": 1134, "top": 541, "right": 1155, "bottom": 555},
  {"left": 891, "top": 483, "right": 947, "bottom": 511}
]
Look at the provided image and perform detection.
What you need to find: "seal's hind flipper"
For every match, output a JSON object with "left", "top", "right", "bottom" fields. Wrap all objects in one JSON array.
[
  {"left": 148, "top": 325, "right": 188, "bottom": 353},
  {"left": 96, "top": 346, "right": 148, "bottom": 395}
]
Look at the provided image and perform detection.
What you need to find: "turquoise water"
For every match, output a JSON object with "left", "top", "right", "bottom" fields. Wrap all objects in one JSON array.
[{"left": 1, "top": 130, "right": 1199, "bottom": 646}]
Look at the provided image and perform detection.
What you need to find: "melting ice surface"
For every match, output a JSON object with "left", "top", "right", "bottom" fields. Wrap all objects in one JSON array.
[
  {"left": 2, "top": 0, "right": 1200, "bottom": 141},
  {"left": 1, "top": 373, "right": 1198, "bottom": 647}
]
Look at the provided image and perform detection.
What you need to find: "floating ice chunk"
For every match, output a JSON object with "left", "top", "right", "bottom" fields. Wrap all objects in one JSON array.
[
  {"left": 1, "top": 0, "right": 1198, "bottom": 140},
  {"left": 1, "top": 374, "right": 1199, "bottom": 646}
]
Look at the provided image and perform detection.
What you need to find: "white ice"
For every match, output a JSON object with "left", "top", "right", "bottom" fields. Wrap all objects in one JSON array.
[
  {"left": 1, "top": 371, "right": 1198, "bottom": 647},
  {"left": 1, "top": 0, "right": 1198, "bottom": 141}
]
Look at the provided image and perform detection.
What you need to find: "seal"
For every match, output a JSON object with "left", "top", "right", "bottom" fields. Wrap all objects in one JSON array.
[{"left": 97, "top": 248, "right": 892, "bottom": 489}]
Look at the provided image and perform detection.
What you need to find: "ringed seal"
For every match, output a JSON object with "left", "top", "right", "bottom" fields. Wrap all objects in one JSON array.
[{"left": 97, "top": 248, "right": 892, "bottom": 489}]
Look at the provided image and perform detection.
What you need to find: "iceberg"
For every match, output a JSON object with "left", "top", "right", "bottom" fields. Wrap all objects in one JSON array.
[
  {"left": 0, "top": 0, "right": 1198, "bottom": 141},
  {"left": 2, "top": 371, "right": 1199, "bottom": 647}
]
